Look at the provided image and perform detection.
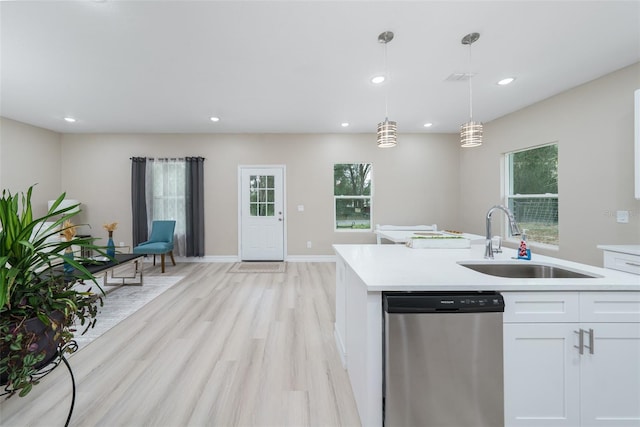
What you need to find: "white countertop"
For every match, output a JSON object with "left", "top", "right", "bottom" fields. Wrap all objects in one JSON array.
[
  {"left": 597, "top": 244, "right": 640, "bottom": 256},
  {"left": 333, "top": 243, "right": 640, "bottom": 292}
]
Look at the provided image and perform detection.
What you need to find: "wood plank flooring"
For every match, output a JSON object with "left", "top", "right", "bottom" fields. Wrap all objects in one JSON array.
[{"left": 0, "top": 262, "right": 361, "bottom": 427}]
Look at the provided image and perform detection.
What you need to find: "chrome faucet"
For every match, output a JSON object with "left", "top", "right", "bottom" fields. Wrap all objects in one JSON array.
[{"left": 485, "top": 205, "right": 521, "bottom": 259}]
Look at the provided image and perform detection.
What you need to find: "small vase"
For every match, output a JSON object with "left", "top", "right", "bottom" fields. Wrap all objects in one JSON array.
[
  {"left": 107, "top": 231, "right": 116, "bottom": 258},
  {"left": 63, "top": 250, "right": 74, "bottom": 274}
]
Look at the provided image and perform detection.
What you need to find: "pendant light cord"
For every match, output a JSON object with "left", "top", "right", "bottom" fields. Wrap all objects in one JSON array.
[
  {"left": 468, "top": 42, "right": 473, "bottom": 121},
  {"left": 384, "top": 40, "right": 389, "bottom": 120}
]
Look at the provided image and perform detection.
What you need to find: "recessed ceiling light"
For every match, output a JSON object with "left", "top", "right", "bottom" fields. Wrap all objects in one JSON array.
[
  {"left": 497, "top": 77, "right": 515, "bottom": 86},
  {"left": 423, "top": 122, "right": 433, "bottom": 128},
  {"left": 63, "top": 117, "right": 76, "bottom": 123},
  {"left": 210, "top": 116, "right": 220, "bottom": 122},
  {"left": 371, "top": 75, "right": 385, "bottom": 84},
  {"left": 341, "top": 122, "right": 350, "bottom": 128}
]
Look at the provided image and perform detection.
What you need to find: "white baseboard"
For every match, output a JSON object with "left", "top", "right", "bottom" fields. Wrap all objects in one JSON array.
[
  {"left": 177, "top": 255, "right": 239, "bottom": 263},
  {"left": 334, "top": 326, "right": 347, "bottom": 369},
  {"left": 285, "top": 255, "right": 336, "bottom": 263},
  {"left": 148, "top": 255, "right": 336, "bottom": 263}
]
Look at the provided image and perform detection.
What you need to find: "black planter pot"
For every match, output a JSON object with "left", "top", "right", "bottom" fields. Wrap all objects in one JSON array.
[{"left": 0, "top": 311, "right": 65, "bottom": 386}]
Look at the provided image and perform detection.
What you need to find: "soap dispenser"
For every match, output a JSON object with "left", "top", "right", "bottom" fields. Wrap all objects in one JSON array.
[{"left": 518, "top": 229, "right": 531, "bottom": 260}]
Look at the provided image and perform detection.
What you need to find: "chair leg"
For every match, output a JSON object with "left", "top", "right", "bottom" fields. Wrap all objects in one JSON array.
[
  {"left": 169, "top": 251, "right": 176, "bottom": 266},
  {"left": 152, "top": 254, "right": 156, "bottom": 266},
  {"left": 160, "top": 254, "right": 165, "bottom": 273}
]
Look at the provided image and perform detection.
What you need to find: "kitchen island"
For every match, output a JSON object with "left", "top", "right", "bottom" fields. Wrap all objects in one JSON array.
[{"left": 334, "top": 243, "right": 640, "bottom": 427}]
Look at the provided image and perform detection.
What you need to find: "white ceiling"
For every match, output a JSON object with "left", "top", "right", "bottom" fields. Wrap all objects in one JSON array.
[{"left": 1, "top": 1, "right": 639, "bottom": 134}]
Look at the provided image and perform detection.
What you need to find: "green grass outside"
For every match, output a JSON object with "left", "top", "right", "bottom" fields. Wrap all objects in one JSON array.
[{"left": 518, "top": 222, "right": 558, "bottom": 246}]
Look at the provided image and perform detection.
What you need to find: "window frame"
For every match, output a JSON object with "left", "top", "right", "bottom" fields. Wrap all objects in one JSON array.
[
  {"left": 503, "top": 143, "right": 559, "bottom": 248},
  {"left": 333, "top": 163, "right": 373, "bottom": 232}
]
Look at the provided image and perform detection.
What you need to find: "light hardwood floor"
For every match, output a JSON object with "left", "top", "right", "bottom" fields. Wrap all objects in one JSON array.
[{"left": 0, "top": 262, "right": 361, "bottom": 427}]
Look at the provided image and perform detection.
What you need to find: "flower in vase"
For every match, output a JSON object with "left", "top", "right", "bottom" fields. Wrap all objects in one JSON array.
[
  {"left": 103, "top": 222, "right": 118, "bottom": 237},
  {"left": 62, "top": 219, "right": 77, "bottom": 242}
]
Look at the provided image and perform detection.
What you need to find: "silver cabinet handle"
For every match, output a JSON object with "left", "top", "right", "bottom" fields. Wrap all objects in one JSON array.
[
  {"left": 574, "top": 329, "right": 584, "bottom": 355},
  {"left": 584, "top": 328, "right": 594, "bottom": 355},
  {"left": 625, "top": 261, "right": 640, "bottom": 267}
]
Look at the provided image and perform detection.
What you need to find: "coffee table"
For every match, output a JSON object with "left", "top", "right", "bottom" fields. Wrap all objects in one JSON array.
[{"left": 75, "top": 253, "right": 144, "bottom": 286}]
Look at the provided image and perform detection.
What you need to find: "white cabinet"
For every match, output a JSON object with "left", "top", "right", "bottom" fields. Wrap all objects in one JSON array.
[
  {"left": 503, "top": 292, "right": 640, "bottom": 427},
  {"left": 580, "top": 323, "right": 640, "bottom": 426},
  {"left": 598, "top": 245, "right": 640, "bottom": 275}
]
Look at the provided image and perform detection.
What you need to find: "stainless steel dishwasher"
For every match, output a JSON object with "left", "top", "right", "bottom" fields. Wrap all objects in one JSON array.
[{"left": 383, "top": 291, "right": 505, "bottom": 427}]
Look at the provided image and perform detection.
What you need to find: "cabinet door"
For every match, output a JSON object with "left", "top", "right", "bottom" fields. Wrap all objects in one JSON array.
[
  {"left": 580, "top": 323, "right": 640, "bottom": 426},
  {"left": 504, "top": 323, "right": 580, "bottom": 427}
]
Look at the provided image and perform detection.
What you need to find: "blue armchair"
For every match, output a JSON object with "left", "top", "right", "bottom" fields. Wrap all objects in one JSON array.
[{"left": 133, "top": 220, "right": 176, "bottom": 273}]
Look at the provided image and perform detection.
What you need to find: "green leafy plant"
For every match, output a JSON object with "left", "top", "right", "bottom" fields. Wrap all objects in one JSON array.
[{"left": 0, "top": 186, "right": 105, "bottom": 397}]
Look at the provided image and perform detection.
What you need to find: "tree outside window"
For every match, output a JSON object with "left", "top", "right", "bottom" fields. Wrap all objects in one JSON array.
[
  {"left": 505, "top": 144, "right": 558, "bottom": 246},
  {"left": 334, "top": 163, "right": 372, "bottom": 231}
]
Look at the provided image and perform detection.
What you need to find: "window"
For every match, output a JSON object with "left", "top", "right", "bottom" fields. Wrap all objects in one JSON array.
[
  {"left": 505, "top": 144, "right": 558, "bottom": 246},
  {"left": 146, "top": 158, "right": 186, "bottom": 252},
  {"left": 249, "top": 175, "right": 275, "bottom": 217},
  {"left": 148, "top": 159, "right": 186, "bottom": 233},
  {"left": 132, "top": 156, "right": 205, "bottom": 257},
  {"left": 334, "top": 163, "right": 372, "bottom": 231}
]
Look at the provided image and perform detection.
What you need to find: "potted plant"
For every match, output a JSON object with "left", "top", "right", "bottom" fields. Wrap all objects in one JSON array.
[{"left": 0, "top": 186, "right": 104, "bottom": 397}]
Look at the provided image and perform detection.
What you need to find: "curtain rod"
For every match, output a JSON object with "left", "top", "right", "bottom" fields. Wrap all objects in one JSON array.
[{"left": 129, "top": 157, "right": 206, "bottom": 160}]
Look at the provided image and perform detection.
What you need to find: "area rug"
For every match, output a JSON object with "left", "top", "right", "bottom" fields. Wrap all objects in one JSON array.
[
  {"left": 72, "top": 275, "right": 184, "bottom": 351},
  {"left": 228, "top": 262, "right": 286, "bottom": 273}
]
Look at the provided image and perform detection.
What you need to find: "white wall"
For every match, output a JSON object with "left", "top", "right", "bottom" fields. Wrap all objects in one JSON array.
[
  {"left": 59, "top": 132, "right": 459, "bottom": 255},
  {"left": 3, "top": 63, "right": 638, "bottom": 264},
  {"left": 0, "top": 118, "right": 62, "bottom": 216},
  {"left": 459, "top": 62, "right": 640, "bottom": 266}
]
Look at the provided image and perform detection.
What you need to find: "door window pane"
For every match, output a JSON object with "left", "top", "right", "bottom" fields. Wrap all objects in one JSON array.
[{"left": 249, "top": 174, "right": 275, "bottom": 217}]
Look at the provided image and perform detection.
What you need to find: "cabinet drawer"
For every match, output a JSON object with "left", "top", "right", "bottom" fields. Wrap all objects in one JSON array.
[
  {"left": 503, "top": 292, "right": 580, "bottom": 323},
  {"left": 580, "top": 292, "right": 640, "bottom": 323},
  {"left": 603, "top": 251, "right": 640, "bottom": 275}
]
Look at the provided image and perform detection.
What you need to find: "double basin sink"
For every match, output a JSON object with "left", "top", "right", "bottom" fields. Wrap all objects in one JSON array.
[{"left": 459, "top": 261, "right": 602, "bottom": 279}]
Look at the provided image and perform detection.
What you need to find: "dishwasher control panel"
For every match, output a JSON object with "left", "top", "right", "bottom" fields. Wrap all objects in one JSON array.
[{"left": 383, "top": 291, "right": 505, "bottom": 313}]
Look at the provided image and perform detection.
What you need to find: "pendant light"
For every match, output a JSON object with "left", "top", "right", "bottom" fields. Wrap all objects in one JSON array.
[
  {"left": 377, "top": 31, "right": 397, "bottom": 148},
  {"left": 460, "top": 32, "right": 483, "bottom": 148}
]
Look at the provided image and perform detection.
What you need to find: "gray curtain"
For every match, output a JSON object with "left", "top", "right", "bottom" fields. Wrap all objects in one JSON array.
[
  {"left": 131, "top": 157, "right": 148, "bottom": 246},
  {"left": 185, "top": 157, "right": 205, "bottom": 257}
]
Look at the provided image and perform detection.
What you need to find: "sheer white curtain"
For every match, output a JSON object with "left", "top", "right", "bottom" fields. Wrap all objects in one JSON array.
[{"left": 145, "top": 158, "right": 186, "bottom": 256}]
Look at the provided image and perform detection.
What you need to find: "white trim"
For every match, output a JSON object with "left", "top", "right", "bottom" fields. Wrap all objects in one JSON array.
[
  {"left": 334, "top": 326, "right": 347, "bottom": 368},
  {"left": 285, "top": 254, "right": 336, "bottom": 263},
  {"left": 635, "top": 89, "right": 640, "bottom": 199},
  {"left": 139, "top": 255, "right": 240, "bottom": 263},
  {"left": 177, "top": 255, "right": 239, "bottom": 263},
  {"left": 157, "top": 255, "right": 334, "bottom": 263}
]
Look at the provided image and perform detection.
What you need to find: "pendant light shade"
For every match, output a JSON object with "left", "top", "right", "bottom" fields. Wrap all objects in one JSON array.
[
  {"left": 377, "top": 119, "right": 397, "bottom": 148},
  {"left": 376, "top": 31, "right": 397, "bottom": 148},
  {"left": 460, "top": 32, "right": 483, "bottom": 148},
  {"left": 460, "top": 121, "right": 483, "bottom": 148}
]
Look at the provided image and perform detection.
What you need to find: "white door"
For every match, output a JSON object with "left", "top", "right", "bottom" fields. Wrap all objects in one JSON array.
[{"left": 240, "top": 167, "right": 285, "bottom": 261}]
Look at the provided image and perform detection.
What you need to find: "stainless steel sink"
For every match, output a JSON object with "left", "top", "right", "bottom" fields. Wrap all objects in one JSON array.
[{"left": 458, "top": 262, "right": 601, "bottom": 279}]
